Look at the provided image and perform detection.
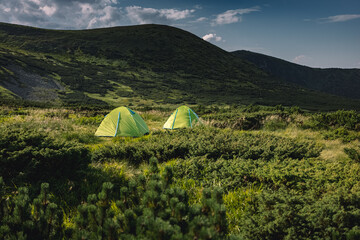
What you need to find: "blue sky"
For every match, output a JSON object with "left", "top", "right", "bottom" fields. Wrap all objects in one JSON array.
[{"left": 0, "top": 0, "right": 359, "bottom": 68}]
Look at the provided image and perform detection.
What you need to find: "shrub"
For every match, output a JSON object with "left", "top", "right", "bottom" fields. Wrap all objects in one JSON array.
[
  {"left": 211, "top": 113, "right": 265, "bottom": 130},
  {"left": 91, "top": 127, "right": 322, "bottom": 164},
  {"left": 323, "top": 127, "right": 359, "bottom": 142},
  {"left": 308, "top": 110, "right": 360, "bottom": 130},
  {"left": 0, "top": 183, "right": 63, "bottom": 240},
  {"left": 73, "top": 159, "right": 228, "bottom": 239},
  {"left": 344, "top": 147, "right": 360, "bottom": 163},
  {"left": 0, "top": 158, "right": 230, "bottom": 239},
  {"left": 242, "top": 104, "right": 260, "bottom": 113},
  {"left": 237, "top": 188, "right": 360, "bottom": 240},
  {"left": 0, "top": 125, "right": 90, "bottom": 185},
  {"left": 62, "top": 132, "right": 100, "bottom": 144},
  {"left": 224, "top": 184, "right": 263, "bottom": 233},
  {"left": 289, "top": 105, "right": 303, "bottom": 114},
  {"left": 172, "top": 156, "right": 324, "bottom": 192},
  {"left": 263, "top": 118, "right": 288, "bottom": 131}
]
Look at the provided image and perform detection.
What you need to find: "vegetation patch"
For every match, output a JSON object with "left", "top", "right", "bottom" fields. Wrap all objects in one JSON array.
[{"left": 0, "top": 105, "right": 359, "bottom": 239}]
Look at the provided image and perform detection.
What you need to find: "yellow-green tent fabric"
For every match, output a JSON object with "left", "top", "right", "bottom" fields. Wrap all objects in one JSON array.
[
  {"left": 163, "top": 105, "right": 201, "bottom": 129},
  {"left": 95, "top": 106, "right": 149, "bottom": 137}
]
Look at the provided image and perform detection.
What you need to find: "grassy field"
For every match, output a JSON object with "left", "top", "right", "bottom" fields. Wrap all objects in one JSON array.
[{"left": 1, "top": 104, "right": 360, "bottom": 239}]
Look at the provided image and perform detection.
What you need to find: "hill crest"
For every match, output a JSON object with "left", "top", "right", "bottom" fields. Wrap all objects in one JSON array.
[
  {"left": 232, "top": 50, "right": 360, "bottom": 99},
  {"left": 0, "top": 22, "right": 359, "bottom": 110}
]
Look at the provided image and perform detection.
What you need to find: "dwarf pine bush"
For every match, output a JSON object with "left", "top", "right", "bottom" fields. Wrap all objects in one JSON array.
[
  {"left": 344, "top": 147, "right": 360, "bottom": 163},
  {"left": 0, "top": 125, "right": 90, "bottom": 185},
  {"left": 308, "top": 110, "right": 360, "bottom": 130},
  {"left": 91, "top": 127, "right": 322, "bottom": 164},
  {"left": 0, "top": 158, "right": 229, "bottom": 239},
  {"left": 0, "top": 183, "right": 63, "bottom": 240},
  {"left": 237, "top": 187, "right": 360, "bottom": 240}
]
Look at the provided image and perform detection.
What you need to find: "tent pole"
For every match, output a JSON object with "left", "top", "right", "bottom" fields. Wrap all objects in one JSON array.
[
  {"left": 114, "top": 112, "right": 121, "bottom": 136},
  {"left": 171, "top": 109, "right": 178, "bottom": 130},
  {"left": 189, "top": 109, "right": 192, "bottom": 128}
]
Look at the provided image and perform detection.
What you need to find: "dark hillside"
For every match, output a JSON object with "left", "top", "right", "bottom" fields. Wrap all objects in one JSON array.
[
  {"left": 233, "top": 50, "right": 360, "bottom": 99},
  {"left": 0, "top": 22, "right": 359, "bottom": 110},
  {"left": 0, "top": 23, "right": 249, "bottom": 76}
]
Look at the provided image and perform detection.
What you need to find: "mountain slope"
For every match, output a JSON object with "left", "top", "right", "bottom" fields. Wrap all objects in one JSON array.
[
  {"left": 232, "top": 50, "right": 360, "bottom": 99},
  {"left": 0, "top": 22, "right": 359, "bottom": 110}
]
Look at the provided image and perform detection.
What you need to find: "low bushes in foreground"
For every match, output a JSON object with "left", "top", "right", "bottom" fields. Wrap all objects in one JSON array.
[
  {"left": 0, "top": 158, "right": 228, "bottom": 240},
  {"left": 237, "top": 187, "right": 360, "bottom": 240}
]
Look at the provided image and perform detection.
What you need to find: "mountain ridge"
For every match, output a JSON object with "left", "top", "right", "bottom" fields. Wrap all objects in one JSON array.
[
  {"left": 232, "top": 50, "right": 360, "bottom": 99},
  {"left": 0, "top": 22, "right": 359, "bottom": 110}
]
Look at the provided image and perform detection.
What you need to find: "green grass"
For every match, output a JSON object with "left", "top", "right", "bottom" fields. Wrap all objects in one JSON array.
[{"left": 0, "top": 85, "right": 18, "bottom": 100}]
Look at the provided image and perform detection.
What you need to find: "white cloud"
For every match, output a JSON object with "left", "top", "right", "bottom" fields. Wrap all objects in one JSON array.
[
  {"left": 162, "top": 9, "right": 194, "bottom": 20},
  {"left": 126, "top": 6, "right": 195, "bottom": 24},
  {"left": 202, "top": 33, "right": 222, "bottom": 42},
  {"left": 292, "top": 55, "right": 312, "bottom": 65},
  {"left": 29, "top": 0, "right": 41, "bottom": 5},
  {"left": 194, "top": 17, "right": 207, "bottom": 22},
  {"left": 293, "top": 55, "right": 306, "bottom": 62},
  {"left": 0, "top": 0, "right": 46, "bottom": 24},
  {"left": 87, "top": 5, "right": 119, "bottom": 29},
  {"left": 102, "top": 0, "right": 118, "bottom": 4},
  {"left": 0, "top": 2, "right": 201, "bottom": 29},
  {"left": 40, "top": 5, "right": 57, "bottom": 16},
  {"left": 79, "top": 3, "right": 94, "bottom": 15},
  {"left": 0, "top": 0, "right": 124, "bottom": 29},
  {"left": 320, "top": 14, "right": 360, "bottom": 23},
  {"left": 212, "top": 7, "right": 260, "bottom": 26}
]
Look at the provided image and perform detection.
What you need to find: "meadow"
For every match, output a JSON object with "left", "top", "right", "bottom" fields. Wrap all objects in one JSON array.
[{"left": 1, "top": 104, "right": 360, "bottom": 239}]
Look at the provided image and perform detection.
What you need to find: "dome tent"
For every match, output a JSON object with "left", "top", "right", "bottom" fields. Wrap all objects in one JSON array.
[
  {"left": 163, "top": 105, "right": 201, "bottom": 130},
  {"left": 95, "top": 106, "right": 149, "bottom": 137}
]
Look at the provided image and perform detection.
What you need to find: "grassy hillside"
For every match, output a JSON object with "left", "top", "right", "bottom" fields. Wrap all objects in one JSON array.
[
  {"left": 0, "top": 85, "right": 18, "bottom": 100},
  {"left": 0, "top": 22, "right": 360, "bottom": 110},
  {"left": 233, "top": 50, "right": 360, "bottom": 99}
]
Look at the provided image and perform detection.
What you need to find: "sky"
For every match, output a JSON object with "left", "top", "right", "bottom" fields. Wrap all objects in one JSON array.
[{"left": 0, "top": 0, "right": 360, "bottom": 68}]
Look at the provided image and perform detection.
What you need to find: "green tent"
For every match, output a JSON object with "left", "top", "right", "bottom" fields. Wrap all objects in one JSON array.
[
  {"left": 163, "top": 105, "right": 201, "bottom": 129},
  {"left": 95, "top": 106, "right": 149, "bottom": 137}
]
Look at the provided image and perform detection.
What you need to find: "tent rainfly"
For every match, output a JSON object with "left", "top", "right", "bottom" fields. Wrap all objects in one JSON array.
[
  {"left": 95, "top": 106, "right": 149, "bottom": 137},
  {"left": 163, "top": 105, "right": 201, "bottom": 130}
]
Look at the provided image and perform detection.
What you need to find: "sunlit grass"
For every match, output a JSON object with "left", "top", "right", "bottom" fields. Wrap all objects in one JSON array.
[
  {"left": 224, "top": 184, "right": 263, "bottom": 234},
  {"left": 0, "top": 86, "right": 18, "bottom": 100},
  {"left": 254, "top": 122, "right": 357, "bottom": 164},
  {"left": 320, "top": 139, "right": 349, "bottom": 162},
  {"left": 91, "top": 161, "right": 138, "bottom": 179},
  {"left": 140, "top": 109, "right": 168, "bottom": 130}
]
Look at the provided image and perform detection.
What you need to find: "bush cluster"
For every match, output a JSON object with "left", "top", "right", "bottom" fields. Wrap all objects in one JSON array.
[
  {"left": 0, "top": 125, "right": 90, "bottom": 185},
  {"left": 0, "top": 158, "right": 229, "bottom": 239},
  {"left": 344, "top": 147, "right": 360, "bottom": 163},
  {"left": 2, "top": 106, "right": 359, "bottom": 239},
  {"left": 0, "top": 180, "right": 63, "bottom": 240},
  {"left": 323, "top": 127, "right": 359, "bottom": 142},
  {"left": 237, "top": 188, "right": 360, "bottom": 240},
  {"left": 308, "top": 110, "right": 360, "bottom": 130},
  {"left": 201, "top": 105, "right": 299, "bottom": 131},
  {"left": 92, "top": 127, "right": 322, "bottom": 165}
]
